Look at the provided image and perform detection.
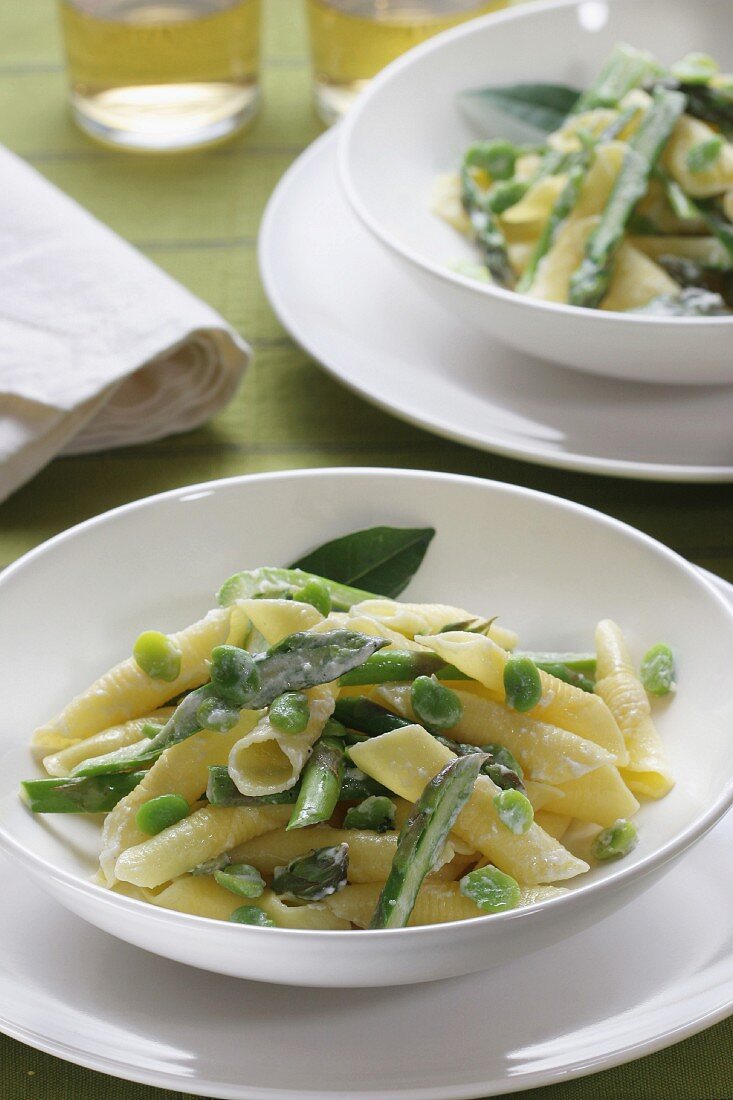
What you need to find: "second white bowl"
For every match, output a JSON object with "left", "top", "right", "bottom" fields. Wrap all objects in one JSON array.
[{"left": 339, "top": 0, "right": 733, "bottom": 384}]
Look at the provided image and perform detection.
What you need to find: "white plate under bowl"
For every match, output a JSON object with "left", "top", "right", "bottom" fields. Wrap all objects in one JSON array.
[
  {"left": 1, "top": 469, "right": 733, "bottom": 990},
  {"left": 339, "top": 0, "right": 733, "bottom": 385},
  {"left": 0, "top": 563, "right": 732, "bottom": 1097},
  {"left": 259, "top": 130, "right": 733, "bottom": 481}
]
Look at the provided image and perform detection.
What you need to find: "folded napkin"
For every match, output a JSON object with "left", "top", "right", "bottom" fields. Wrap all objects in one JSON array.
[{"left": 0, "top": 145, "right": 250, "bottom": 503}]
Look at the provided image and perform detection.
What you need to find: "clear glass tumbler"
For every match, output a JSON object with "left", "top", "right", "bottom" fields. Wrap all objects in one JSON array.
[
  {"left": 305, "top": 0, "right": 514, "bottom": 125},
  {"left": 58, "top": 0, "right": 262, "bottom": 152}
]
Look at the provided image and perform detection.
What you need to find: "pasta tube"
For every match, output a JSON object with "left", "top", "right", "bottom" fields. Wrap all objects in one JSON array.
[
  {"left": 114, "top": 804, "right": 292, "bottom": 888},
  {"left": 371, "top": 684, "right": 616, "bottom": 780},
  {"left": 32, "top": 605, "right": 244, "bottom": 756},
  {"left": 228, "top": 683, "right": 336, "bottom": 797},
  {"left": 351, "top": 599, "right": 518, "bottom": 650},
  {"left": 537, "top": 764, "right": 640, "bottom": 826},
  {"left": 236, "top": 599, "right": 323, "bottom": 645},
  {"left": 594, "top": 620, "right": 675, "bottom": 798},
  {"left": 416, "top": 631, "right": 627, "bottom": 762}
]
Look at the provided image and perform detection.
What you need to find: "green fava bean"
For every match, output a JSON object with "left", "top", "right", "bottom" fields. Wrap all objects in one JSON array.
[
  {"left": 209, "top": 645, "right": 260, "bottom": 705},
  {"left": 135, "top": 793, "right": 189, "bottom": 836},
  {"left": 343, "top": 796, "right": 396, "bottom": 833},
  {"left": 229, "top": 905, "right": 275, "bottom": 927},
  {"left": 640, "top": 644, "right": 676, "bottom": 696},
  {"left": 269, "top": 692, "right": 310, "bottom": 734},
  {"left": 460, "top": 865, "right": 521, "bottom": 913},
  {"left": 592, "top": 818, "right": 638, "bottom": 861},
  {"left": 493, "top": 789, "right": 533, "bottom": 834},
  {"left": 132, "top": 631, "right": 182, "bottom": 682},
  {"left": 214, "top": 863, "right": 266, "bottom": 899},
  {"left": 503, "top": 655, "right": 542, "bottom": 712},
  {"left": 293, "top": 579, "right": 332, "bottom": 617},
  {"left": 197, "top": 694, "right": 241, "bottom": 733},
  {"left": 411, "top": 675, "right": 463, "bottom": 732}
]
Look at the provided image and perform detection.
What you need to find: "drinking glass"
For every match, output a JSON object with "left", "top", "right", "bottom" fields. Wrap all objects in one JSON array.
[
  {"left": 305, "top": 0, "right": 513, "bottom": 125},
  {"left": 58, "top": 0, "right": 262, "bottom": 151}
]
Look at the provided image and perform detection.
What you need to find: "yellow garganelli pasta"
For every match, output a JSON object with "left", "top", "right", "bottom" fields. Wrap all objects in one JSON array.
[{"left": 22, "top": 530, "right": 678, "bottom": 931}]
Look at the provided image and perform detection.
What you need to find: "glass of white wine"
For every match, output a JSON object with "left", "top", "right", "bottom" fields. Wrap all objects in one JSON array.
[
  {"left": 58, "top": 0, "right": 262, "bottom": 152},
  {"left": 305, "top": 0, "right": 514, "bottom": 125}
]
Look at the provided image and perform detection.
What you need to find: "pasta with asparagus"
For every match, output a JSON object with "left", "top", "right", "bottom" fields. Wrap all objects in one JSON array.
[
  {"left": 433, "top": 44, "right": 733, "bottom": 315},
  {"left": 21, "top": 525, "right": 676, "bottom": 930}
]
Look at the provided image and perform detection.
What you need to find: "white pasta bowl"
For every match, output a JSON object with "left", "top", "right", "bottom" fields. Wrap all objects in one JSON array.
[
  {"left": 1, "top": 467, "right": 733, "bottom": 987},
  {"left": 338, "top": 0, "right": 733, "bottom": 385}
]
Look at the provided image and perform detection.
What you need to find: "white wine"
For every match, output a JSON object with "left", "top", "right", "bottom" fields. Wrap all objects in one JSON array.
[
  {"left": 59, "top": 0, "right": 261, "bottom": 151},
  {"left": 306, "top": 0, "right": 513, "bottom": 124}
]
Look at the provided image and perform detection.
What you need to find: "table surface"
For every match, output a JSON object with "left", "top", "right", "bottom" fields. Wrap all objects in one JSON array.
[{"left": 1, "top": 1, "right": 732, "bottom": 1097}]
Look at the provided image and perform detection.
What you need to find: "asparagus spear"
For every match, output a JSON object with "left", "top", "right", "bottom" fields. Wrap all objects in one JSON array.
[
  {"left": 272, "top": 844, "right": 349, "bottom": 901},
  {"left": 206, "top": 762, "right": 389, "bottom": 806},
  {"left": 20, "top": 772, "right": 146, "bottom": 814},
  {"left": 370, "top": 754, "right": 486, "bottom": 929},
  {"left": 73, "top": 630, "right": 388, "bottom": 777},
  {"left": 461, "top": 164, "right": 514, "bottom": 286},
  {"left": 339, "top": 765, "right": 391, "bottom": 800},
  {"left": 334, "top": 695, "right": 411, "bottom": 734},
  {"left": 335, "top": 697, "right": 523, "bottom": 791},
  {"left": 217, "top": 566, "right": 376, "bottom": 611},
  {"left": 569, "top": 88, "right": 686, "bottom": 308},
  {"left": 629, "top": 287, "right": 731, "bottom": 316},
  {"left": 207, "top": 767, "right": 301, "bottom": 806},
  {"left": 572, "top": 44, "right": 658, "bottom": 113},
  {"left": 655, "top": 254, "right": 733, "bottom": 306},
  {"left": 518, "top": 650, "right": 596, "bottom": 672},
  {"left": 339, "top": 650, "right": 468, "bottom": 687},
  {"left": 287, "top": 736, "right": 345, "bottom": 830}
]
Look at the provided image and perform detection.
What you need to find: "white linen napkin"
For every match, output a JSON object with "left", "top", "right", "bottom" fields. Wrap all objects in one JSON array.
[{"left": 0, "top": 145, "right": 250, "bottom": 503}]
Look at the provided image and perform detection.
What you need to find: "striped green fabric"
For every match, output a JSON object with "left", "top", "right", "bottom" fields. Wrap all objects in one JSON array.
[{"left": 0, "top": 2, "right": 731, "bottom": 1097}]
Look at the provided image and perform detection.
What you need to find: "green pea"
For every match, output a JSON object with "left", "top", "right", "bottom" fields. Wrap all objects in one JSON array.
[
  {"left": 640, "top": 644, "right": 676, "bottom": 696},
  {"left": 209, "top": 645, "right": 260, "bottom": 706},
  {"left": 269, "top": 692, "right": 310, "bottom": 734},
  {"left": 197, "top": 694, "right": 241, "bottom": 733},
  {"left": 343, "top": 796, "right": 396, "bottom": 833},
  {"left": 214, "top": 863, "right": 266, "bottom": 899},
  {"left": 410, "top": 675, "right": 463, "bottom": 732},
  {"left": 503, "top": 655, "right": 542, "bottom": 712},
  {"left": 493, "top": 789, "right": 533, "bottom": 834},
  {"left": 293, "top": 579, "right": 332, "bottom": 617},
  {"left": 591, "top": 819, "right": 638, "bottom": 861},
  {"left": 460, "top": 865, "right": 521, "bottom": 913},
  {"left": 132, "top": 630, "right": 182, "bottom": 682},
  {"left": 229, "top": 905, "right": 275, "bottom": 927},
  {"left": 135, "top": 793, "right": 189, "bottom": 836}
]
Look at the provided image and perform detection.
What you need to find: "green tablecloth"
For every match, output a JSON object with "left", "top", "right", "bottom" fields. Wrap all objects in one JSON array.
[{"left": 1, "top": 1, "right": 731, "bottom": 1096}]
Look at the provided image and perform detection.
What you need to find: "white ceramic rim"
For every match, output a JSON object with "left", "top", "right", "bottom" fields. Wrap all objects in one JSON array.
[
  {"left": 0, "top": 965, "right": 728, "bottom": 1100},
  {"left": 2, "top": 467, "right": 733, "bottom": 953},
  {"left": 338, "top": 0, "right": 733, "bottom": 330},
  {"left": 258, "top": 131, "right": 733, "bottom": 483}
]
